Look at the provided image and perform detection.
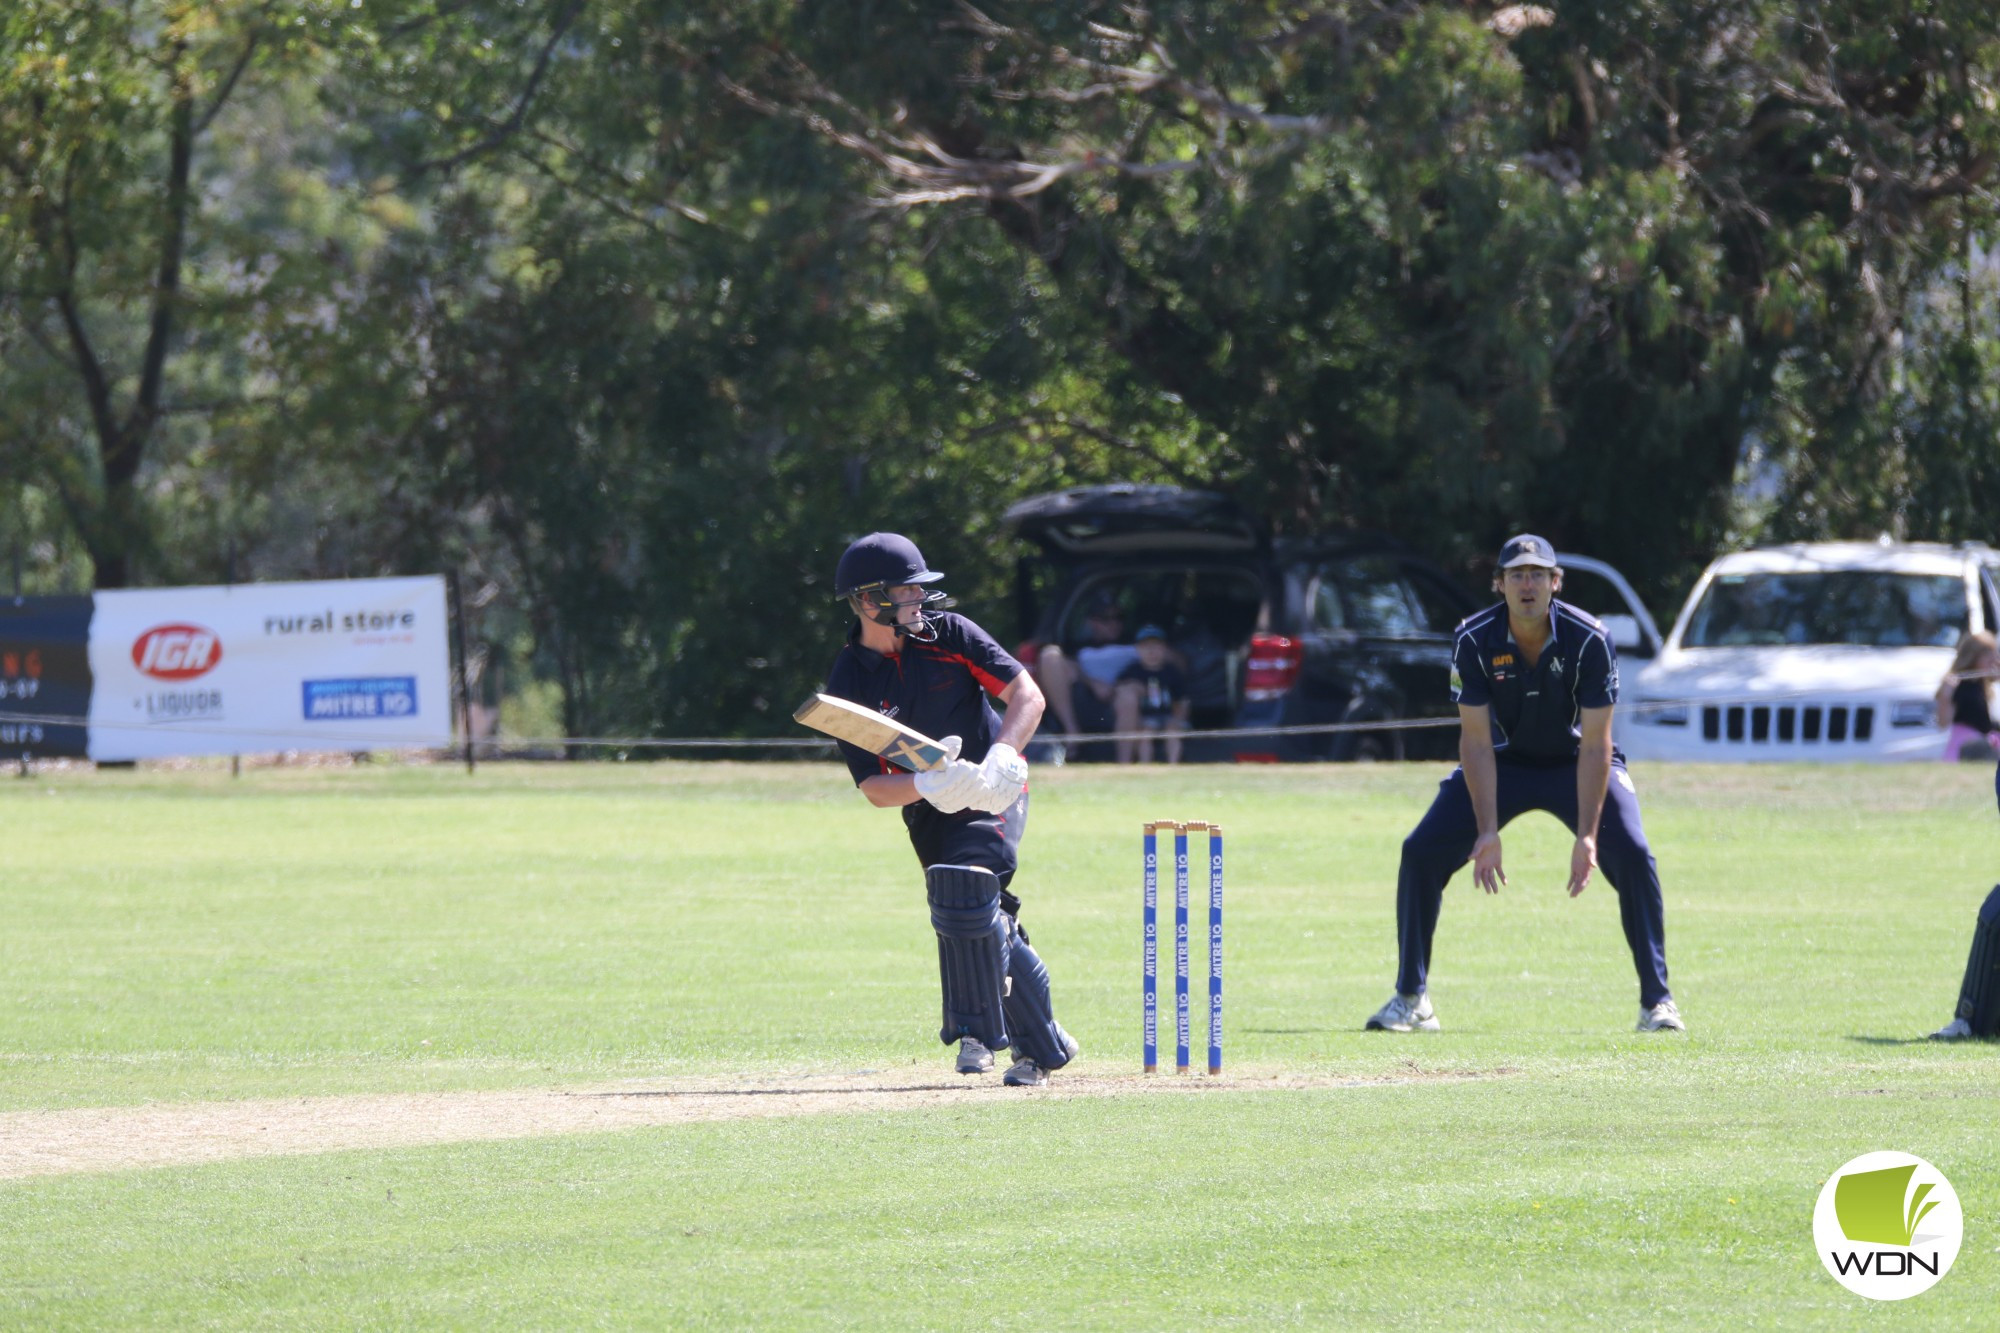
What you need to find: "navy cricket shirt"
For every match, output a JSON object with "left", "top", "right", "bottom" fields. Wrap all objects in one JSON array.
[
  {"left": 823, "top": 613, "right": 1025, "bottom": 785},
  {"left": 1449, "top": 599, "right": 1618, "bottom": 765}
]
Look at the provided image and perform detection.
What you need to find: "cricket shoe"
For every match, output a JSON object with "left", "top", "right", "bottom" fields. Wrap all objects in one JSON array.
[
  {"left": 1637, "top": 999, "right": 1687, "bottom": 1032},
  {"left": 1930, "top": 1017, "right": 1974, "bottom": 1041},
  {"left": 956, "top": 1037, "right": 996, "bottom": 1074},
  {"left": 1364, "top": 992, "right": 1439, "bottom": 1033},
  {"left": 1003, "top": 1031, "right": 1080, "bottom": 1087}
]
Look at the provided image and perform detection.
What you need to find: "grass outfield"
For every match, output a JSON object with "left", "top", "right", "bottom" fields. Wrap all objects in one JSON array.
[{"left": 1, "top": 759, "right": 1996, "bottom": 1327}]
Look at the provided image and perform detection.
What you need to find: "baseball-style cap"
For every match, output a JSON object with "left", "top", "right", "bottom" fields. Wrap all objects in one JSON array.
[
  {"left": 1135, "top": 624, "right": 1167, "bottom": 642},
  {"left": 1497, "top": 534, "right": 1559, "bottom": 569}
]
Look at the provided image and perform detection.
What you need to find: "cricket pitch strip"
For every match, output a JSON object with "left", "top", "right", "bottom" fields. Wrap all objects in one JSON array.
[{"left": 0, "top": 1065, "right": 1514, "bottom": 1180}]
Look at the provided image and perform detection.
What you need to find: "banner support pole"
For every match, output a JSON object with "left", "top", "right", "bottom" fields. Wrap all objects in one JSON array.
[{"left": 447, "top": 569, "right": 475, "bottom": 775}]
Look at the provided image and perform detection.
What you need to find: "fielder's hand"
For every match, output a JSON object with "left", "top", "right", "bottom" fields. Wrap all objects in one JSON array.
[
  {"left": 1471, "top": 832, "right": 1506, "bottom": 894},
  {"left": 1566, "top": 835, "right": 1597, "bottom": 898}
]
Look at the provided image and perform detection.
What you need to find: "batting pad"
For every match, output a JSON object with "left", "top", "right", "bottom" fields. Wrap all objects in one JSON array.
[
  {"left": 927, "top": 864, "right": 1012, "bottom": 1051},
  {"left": 1003, "top": 930, "right": 1076, "bottom": 1069},
  {"left": 1955, "top": 885, "right": 2000, "bottom": 1038}
]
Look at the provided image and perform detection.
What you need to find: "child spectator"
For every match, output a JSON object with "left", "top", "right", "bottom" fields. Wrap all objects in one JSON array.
[{"left": 1117, "top": 625, "right": 1190, "bottom": 763}]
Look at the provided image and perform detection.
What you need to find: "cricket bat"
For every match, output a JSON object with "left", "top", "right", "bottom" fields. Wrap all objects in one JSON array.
[{"left": 792, "top": 693, "right": 953, "bottom": 772}]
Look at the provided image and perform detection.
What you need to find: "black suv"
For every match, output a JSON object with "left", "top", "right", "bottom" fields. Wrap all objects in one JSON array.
[
  {"left": 1006, "top": 484, "right": 1480, "bottom": 761},
  {"left": 1005, "top": 484, "right": 1664, "bottom": 762}
]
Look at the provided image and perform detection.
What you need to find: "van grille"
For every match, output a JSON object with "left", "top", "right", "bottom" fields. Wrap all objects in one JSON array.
[{"left": 1699, "top": 704, "right": 1875, "bottom": 745}]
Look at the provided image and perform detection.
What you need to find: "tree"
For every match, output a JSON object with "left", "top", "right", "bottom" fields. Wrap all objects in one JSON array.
[
  {"left": 0, "top": 3, "right": 326, "bottom": 586},
  {"left": 676, "top": 1, "right": 2000, "bottom": 604}
]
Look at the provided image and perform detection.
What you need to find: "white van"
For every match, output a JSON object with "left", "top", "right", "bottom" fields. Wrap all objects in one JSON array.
[{"left": 1621, "top": 541, "right": 2000, "bottom": 762}]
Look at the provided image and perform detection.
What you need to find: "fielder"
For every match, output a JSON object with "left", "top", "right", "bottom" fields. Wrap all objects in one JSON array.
[
  {"left": 1930, "top": 766, "right": 2000, "bottom": 1040},
  {"left": 1366, "top": 534, "right": 1684, "bottom": 1034},
  {"left": 820, "top": 531, "right": 1080, "bottom": 1086}
]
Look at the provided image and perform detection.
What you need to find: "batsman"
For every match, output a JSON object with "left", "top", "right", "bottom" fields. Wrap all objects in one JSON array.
[{"left": 818, "top": 532, "right": 1080, "bottom": 1086}]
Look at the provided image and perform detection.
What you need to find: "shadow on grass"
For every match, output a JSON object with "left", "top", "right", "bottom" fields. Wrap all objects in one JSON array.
[
  {"left": 1846, "top": 1035, "right": 1944, "bottom": 1046},
  {"left": 580, "top": 1084, "right": 967, "bottom": 1099}
]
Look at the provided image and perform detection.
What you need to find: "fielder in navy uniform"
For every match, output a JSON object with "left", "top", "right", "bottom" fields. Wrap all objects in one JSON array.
[
  {"left": 1366, "top": 534, "right": 1684, "bottom": 1034},
  {"left": 821, "top": 532, "right": 1080, "bottom": 1085},
  {"left": 1928, "top": 765, "right": 2000, "bottom": 1041}
]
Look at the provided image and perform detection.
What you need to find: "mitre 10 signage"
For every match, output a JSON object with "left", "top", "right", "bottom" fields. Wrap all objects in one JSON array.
[{"left": 0, "top": 576, "right": 451, "bottom": 761}]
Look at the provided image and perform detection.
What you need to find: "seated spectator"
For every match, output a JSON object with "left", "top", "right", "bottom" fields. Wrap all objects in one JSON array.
[
  {"left": 1116, "top": 625, "right": 1191, "bottom": 763},
  {"left": 1036, "top": 595, "right": 1139, "bottom": 756},
  {"left": 1937, "top": 630, "right": 2000, "bottom": 761}
]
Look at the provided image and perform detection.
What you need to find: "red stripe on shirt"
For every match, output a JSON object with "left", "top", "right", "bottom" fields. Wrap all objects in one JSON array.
[{"left": 914, "top": 644, "right": 1014, "bottom": 698}]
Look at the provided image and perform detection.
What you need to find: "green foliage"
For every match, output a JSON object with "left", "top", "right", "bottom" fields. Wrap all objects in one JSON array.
[{"left": 5, "top": 1, "right": 2000, "bottom": 732}]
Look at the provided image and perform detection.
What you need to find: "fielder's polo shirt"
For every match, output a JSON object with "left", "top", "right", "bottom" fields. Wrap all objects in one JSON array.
[{"left": 1449, "top": 598, "right": 1619, "bottom": 765}]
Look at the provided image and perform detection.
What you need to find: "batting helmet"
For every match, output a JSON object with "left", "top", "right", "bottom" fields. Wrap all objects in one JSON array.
[
  {"left": 834, "top": 532, "right": 945, "bottom": 598},
  {"left": 834, "top": 533, "right": 955, "bottom": 640}
]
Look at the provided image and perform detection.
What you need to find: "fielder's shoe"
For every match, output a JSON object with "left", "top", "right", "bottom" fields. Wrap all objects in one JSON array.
[
  {"left": 1364, "top": 992, "right": 1439, "bottom": 1033},
  {"left": 1637, "top": 999, "right": 1687, "bottom": 1032},
  {"left": 1003, "top": 1030, "right": 1080, "bottom": 1087},
  {"left": 1930, "top": 1017, "right": 1974, "bottom": 1041},
  {"left": 956, "top": 1037, "right": 995, "bottom": 1074}
]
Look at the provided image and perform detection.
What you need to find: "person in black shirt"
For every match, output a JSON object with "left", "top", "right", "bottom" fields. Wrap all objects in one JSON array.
[
  {"left": 1935, "top": 630, "right": 1998, "bottom": 761},
  {"left": 820, "top": 532, "right": 1080, "bottom": 1086},
  {"left": 1364, "top": 534, "right": 1682, "bottom": 1035},
  {"left": 1115, "top": 625, "right": 1190, "bottom": 763}
]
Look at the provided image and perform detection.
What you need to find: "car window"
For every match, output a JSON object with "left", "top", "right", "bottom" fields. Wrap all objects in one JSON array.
[
  {"left": 1315, "top": 557, "right": 1430, "bottom": 635},
  {"left": 1311, "top": 579, "right": 1344, "bottom": 631},
  {"left": 1683, "top": 571, "right": 1968, "bottom": 648},
  {"left": 1064, "top": 569, "right": 1264, "bottom": 650},
  {"left": 1555, "top": 569, "right": 1628, "bottom": 625},
  {"left": 1403, "top": 571, "right": 1464, "bottom": 634}
]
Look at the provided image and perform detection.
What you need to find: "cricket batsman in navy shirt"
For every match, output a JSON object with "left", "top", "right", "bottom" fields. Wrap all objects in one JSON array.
[
  {"left": 1365, "top": 534, "right": 1685, "bottom": 1035},
  {"left": 821, "top": 532, "right": 1081, "bottom": 1086}
]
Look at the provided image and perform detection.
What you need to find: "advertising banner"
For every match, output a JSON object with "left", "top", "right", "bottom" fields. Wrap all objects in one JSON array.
[
  {"left": 0, "top": 596, "right": 95, "bottom": 760},
  {"left": 85, "top": 575, "right": 452, "bottom": 760}
]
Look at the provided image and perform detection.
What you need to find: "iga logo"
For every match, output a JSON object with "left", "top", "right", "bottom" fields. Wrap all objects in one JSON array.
[
  {"left": 132, "top": 625, "right": 223, "bottom": 680},
  {"left": 1814, "top": 1151, "right": 1962, "bottom": 1300}
]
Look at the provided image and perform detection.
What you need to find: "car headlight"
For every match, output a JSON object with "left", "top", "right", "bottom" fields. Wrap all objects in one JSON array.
[
  {"left": 1641, "top": 701, "right": 1689, "bottom": 726},
  {"left": 1891, "top": 700, "right": 1933, "bottom": 728}
]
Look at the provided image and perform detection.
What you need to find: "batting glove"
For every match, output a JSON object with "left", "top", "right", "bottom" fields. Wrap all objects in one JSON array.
[
  {"left": 971, "top": 742, "right": 1029, "bottom": 813},
  {"left": 913, "top": 738, "right": 985, "bottom": 813}
]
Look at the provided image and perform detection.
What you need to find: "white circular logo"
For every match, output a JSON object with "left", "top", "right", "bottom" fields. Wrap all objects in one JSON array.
[{"left": 1814, "top": 1151, "right": 1961, "bottom": 1300}]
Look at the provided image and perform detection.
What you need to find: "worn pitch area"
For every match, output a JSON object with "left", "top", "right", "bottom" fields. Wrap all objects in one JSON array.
[{"left": 0, "top": 1067, "right": 1511, "bottom": 1180}]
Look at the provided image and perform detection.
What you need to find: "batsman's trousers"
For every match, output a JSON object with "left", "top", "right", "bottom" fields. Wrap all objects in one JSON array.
[
  {"left": 905, "top": 789, "right": 1026, "bottom": 886},
  {"left": 1395, "top": 759, "right": 1672, "bottom": 1007}
]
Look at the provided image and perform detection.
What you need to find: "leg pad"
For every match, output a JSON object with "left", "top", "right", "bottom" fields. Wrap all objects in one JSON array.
[
  {"left": 1002, "top": 930, "right": 1076, "bottom": 1069},
  {"left": 928, "top": 864, "right": 1011, "bottom": 1050}
]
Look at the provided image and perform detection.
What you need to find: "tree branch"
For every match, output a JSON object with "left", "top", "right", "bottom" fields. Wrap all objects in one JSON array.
[
  {"left": 120, "top": 59, "right": 195, "bottom": 478},
  {"left": 193, "top": 27, "right": 261, "bottom": 135},
  {"left": 407, "top": 0, "right": 587, "bottom": 178}
]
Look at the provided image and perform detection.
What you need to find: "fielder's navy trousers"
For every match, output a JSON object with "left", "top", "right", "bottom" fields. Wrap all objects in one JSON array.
[{"left": 1395, "top": 759, "right": 1672, "bottom": 1007}]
